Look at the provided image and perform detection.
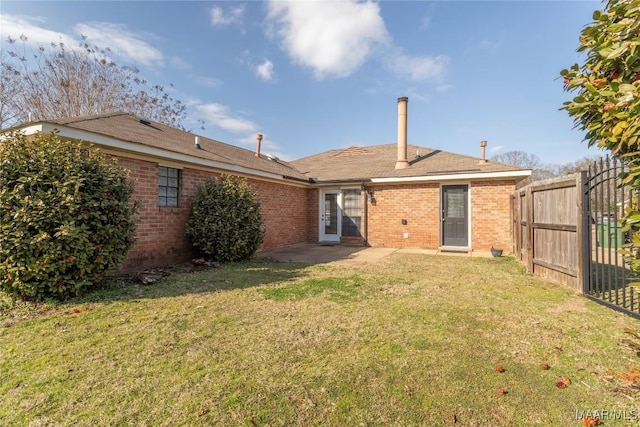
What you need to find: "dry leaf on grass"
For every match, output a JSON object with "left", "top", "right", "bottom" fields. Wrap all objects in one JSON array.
[
  {"left": 555, "top": 376, "right": 571, "bottom": 389},
  {"left": 581, "top": 416, "right": 601, "bottom": 426}
]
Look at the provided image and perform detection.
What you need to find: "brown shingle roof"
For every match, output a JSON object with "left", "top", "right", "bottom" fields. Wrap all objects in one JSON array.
[
  {"left": 41, "top": 112, "right": 310, "bottom": 181},
  {"left": 291, "top": 143, "right": 529, "bottom": 181},
  {"left": 30, "top": 112, "right": 528, "bottom": 184}
]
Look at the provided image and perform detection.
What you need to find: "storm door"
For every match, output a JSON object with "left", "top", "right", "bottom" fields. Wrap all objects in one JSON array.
[
  {"left": 442, "top": 185, "right": 469, "bottom": 247},
  {"left": 320, "top": 190, "right": 341, "bottom": 242}
]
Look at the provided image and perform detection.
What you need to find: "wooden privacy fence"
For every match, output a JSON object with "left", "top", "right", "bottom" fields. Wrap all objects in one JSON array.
[
  {"left": 513, "top": 158, "right": 640, "bottom": 319},
  {"left": 511, "top": 173, "right": 586, "bottom": 293}
]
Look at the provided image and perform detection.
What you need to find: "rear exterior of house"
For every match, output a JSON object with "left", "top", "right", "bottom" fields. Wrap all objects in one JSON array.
[
  {"left": 7, "top": 97, "right": 530, "bottom": 271},
  {"left": 292, "top": 98, "right": 530, "bottom": 253}
]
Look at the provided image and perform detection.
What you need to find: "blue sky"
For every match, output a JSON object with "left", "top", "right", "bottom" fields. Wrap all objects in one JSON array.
[{"left": 1, "top": 0, "right": 603, "bottom": 165}]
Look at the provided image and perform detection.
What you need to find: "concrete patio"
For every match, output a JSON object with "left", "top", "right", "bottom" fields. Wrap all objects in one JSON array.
[{"left": 255, "top": 243, "right": 495, "bottom": 266}]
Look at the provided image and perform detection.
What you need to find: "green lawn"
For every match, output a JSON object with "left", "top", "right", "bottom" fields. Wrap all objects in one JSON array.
[{"left": 1, "top": 254, "right": 639, "bottom": 426}]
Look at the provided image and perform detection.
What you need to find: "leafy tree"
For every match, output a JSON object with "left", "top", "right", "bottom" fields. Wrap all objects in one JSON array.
[
  {"left": 0, "top": 35, "right": 187, "bottom": 129},
  {"left": 561, "top": 0, "right": 640, "bottom": 158},
  {"left": 561, "top": 0, "right": 640, "bottom": 273},
  {"left": 185, "top": 175, "right": 264, "bottom": 262},
  {"left": 0, "top": 131, "right": 137, "bottom": 300}
]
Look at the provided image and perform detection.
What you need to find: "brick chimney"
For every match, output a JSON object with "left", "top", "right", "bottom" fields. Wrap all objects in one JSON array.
[{"left": 395, "top": 97, "right": 409, "bottom": 169}]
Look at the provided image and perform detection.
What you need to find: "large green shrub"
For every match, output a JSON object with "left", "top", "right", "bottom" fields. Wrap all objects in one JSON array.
[
  {"left": 185, "top": 175, "right": 264, "bottom": 262},
  {"left": 561, "top": 0, "right": 640, "bottom": 274},
  {"left": 0, "top": 131, "right": 137, "bottom": 300}
]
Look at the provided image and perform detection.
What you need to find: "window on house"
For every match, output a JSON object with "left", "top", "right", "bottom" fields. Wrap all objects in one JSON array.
[
  {"left": 342, "top": 189, "right": 361, "bottom": 237},
  {"left": 158, "top": 166, "right": 179, "bottom": 207}
]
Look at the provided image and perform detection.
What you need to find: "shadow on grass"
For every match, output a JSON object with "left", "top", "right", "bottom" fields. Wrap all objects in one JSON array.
[
  {"left": 85, "top": 258, "right": 310, "bottom": 302},
  {"left": 589, "top": 261, "right": 640, "bottom": 314},
  {"left": 0, "top": 258, "right": 310, "bottom": 320}
]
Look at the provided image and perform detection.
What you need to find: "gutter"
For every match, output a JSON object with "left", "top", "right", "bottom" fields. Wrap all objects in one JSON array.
[
  {"left": 371, "top": 170, "right": 531, "bottom": 183},
  {"left": 282, "top": 175, "right": 315, "bottom": 184}
]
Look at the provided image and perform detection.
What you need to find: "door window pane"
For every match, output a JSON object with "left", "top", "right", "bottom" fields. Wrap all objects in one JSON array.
[
  {"left": 446, "top": 191, "right": 465, "bottom": 218},
  {"left": 324, "top": 193, "right": 338, "bottom": 235},
  {"left": 342, "top": 189, "right": 361, "bottom": 237}
]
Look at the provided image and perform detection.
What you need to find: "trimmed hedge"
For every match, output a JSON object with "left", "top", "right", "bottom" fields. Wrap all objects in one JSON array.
[
  {"left": 0, "top": 131, "right": 137, "bottom": 300},
  {"left": 185, "top": 175, "right": 264, "bottom": 262}
]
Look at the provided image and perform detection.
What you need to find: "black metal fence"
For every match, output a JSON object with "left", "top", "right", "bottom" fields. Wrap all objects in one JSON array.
[{"left": 582, "top": 157, "right": 640, "bottom": 319}]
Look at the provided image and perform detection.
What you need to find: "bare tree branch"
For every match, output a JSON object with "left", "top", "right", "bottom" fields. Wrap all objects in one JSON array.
[{"left": 0, "top": 36, "right": 187, "bottom": 129}]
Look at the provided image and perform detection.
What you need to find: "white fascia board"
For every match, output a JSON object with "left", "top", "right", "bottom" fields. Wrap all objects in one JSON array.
[
  {"left": 370, "top": 170, "right": 532, "bottom": 183},
  {"left": 19, "top": 123, "right": 285, "bottom": 181}
]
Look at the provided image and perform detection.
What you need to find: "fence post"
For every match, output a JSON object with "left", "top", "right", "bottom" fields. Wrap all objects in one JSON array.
[
  {"left": 526, "top": 185, "right": 534, "bottom": 273},
  {"left": 579, "top": 170, "right": 589, "bottom": 294}
]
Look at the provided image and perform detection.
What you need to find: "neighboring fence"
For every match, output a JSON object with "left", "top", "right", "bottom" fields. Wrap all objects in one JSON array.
[{"left": 512, "top": 157, "right": 640, "bottom": 319}]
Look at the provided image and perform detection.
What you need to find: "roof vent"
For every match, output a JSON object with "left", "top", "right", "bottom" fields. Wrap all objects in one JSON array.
[
  {"left": 479, "top": 140, "right": 488, "bottom": 165},
  {"left": 265, "top": 153, "right": 279, "bottom": 162},
  {"left": 256, "top": 133, "right": 263, "bottom": 157},
  {"left": 194, "top": 136, "right": 201, "bottom": 149}
]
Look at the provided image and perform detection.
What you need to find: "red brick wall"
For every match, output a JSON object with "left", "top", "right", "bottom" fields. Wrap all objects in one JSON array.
[
  {"left": 365, "top": 183, "right": 440, "bottom": 247},
  {"left": 251, "top": 180, "right": 310, "bottom": 249},
  {"left": 307, "top": 188, "right": 319, "bottom": 242},
  {"left": 470, "top": 180, "right": 515, "bottom": 251},
  {"left": 364, "top": 180, "right": 515, "bottom": 251},
  {"left": 114, "top": 156, "right": 311, "bottom": 271}
]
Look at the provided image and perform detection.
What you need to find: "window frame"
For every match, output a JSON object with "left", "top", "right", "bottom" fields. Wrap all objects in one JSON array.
[{"left": 158, "top": 166, "right": 180, "bottom": 207}]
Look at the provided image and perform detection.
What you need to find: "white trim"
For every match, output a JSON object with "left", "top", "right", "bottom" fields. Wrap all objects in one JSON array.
[
  {"left": 15, "top": 124, "right": 286, "bottom": 182},
  {"left": 371, "top": 170, "right": 531, "bottom": 183}
]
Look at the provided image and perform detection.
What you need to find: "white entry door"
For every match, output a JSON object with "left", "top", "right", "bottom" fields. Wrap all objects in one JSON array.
[{"left": 320, "top": 190, "right": 341, "bottom": 242}]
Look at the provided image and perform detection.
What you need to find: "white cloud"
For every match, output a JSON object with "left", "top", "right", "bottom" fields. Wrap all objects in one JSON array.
[
  {"left": 266, "top": 0, "right": 389, "bottom": 79},
  {"left": 74, "top": 22, "right": 163, "bottom": 67},
  {"left": 0, "top": 16, "right": 164, "bottom": 68},
  {"left": 194, "top": 76, "right": 222, "bottom": 89},
  {"left": 238, "top": 134, "right": 289, "bottom": 161},
  {"left": 255, "top": 59, "right": 275, "bottom": 81},
  {"left": 435, "top": 84, "right": 453, "bottom": 93},
  {"left": 196, "top": 103, "right": 257, "bottom": 134},
  {"left": 478, "top": 36, "right": 505, "bottom": 53},
  {"left": 210, "top": 5, "right": 245, "bottom": 27},
  {"left": 386, "top": 50, "right": 449, "bottom": 81},
  {"left": 1, "top": 14, "right": 76, "bottom": 47},
  {"left": 170, "top": 56, "right": 192, "bottom": 70},
  {"left": 420, "top": 14, "right": 431, "bottom": 30},
  {"left": 490, "top": 145, "right": 503, "bottom": 154}
]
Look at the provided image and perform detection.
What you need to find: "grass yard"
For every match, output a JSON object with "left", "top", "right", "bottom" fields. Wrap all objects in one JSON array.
[{"left": 1, "top": 253, "right": 640, "bottom": 426}]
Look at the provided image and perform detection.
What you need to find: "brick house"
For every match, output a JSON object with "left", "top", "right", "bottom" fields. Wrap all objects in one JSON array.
[{"left": 9, "top": 97, "right": 530, "bottom": 271}]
